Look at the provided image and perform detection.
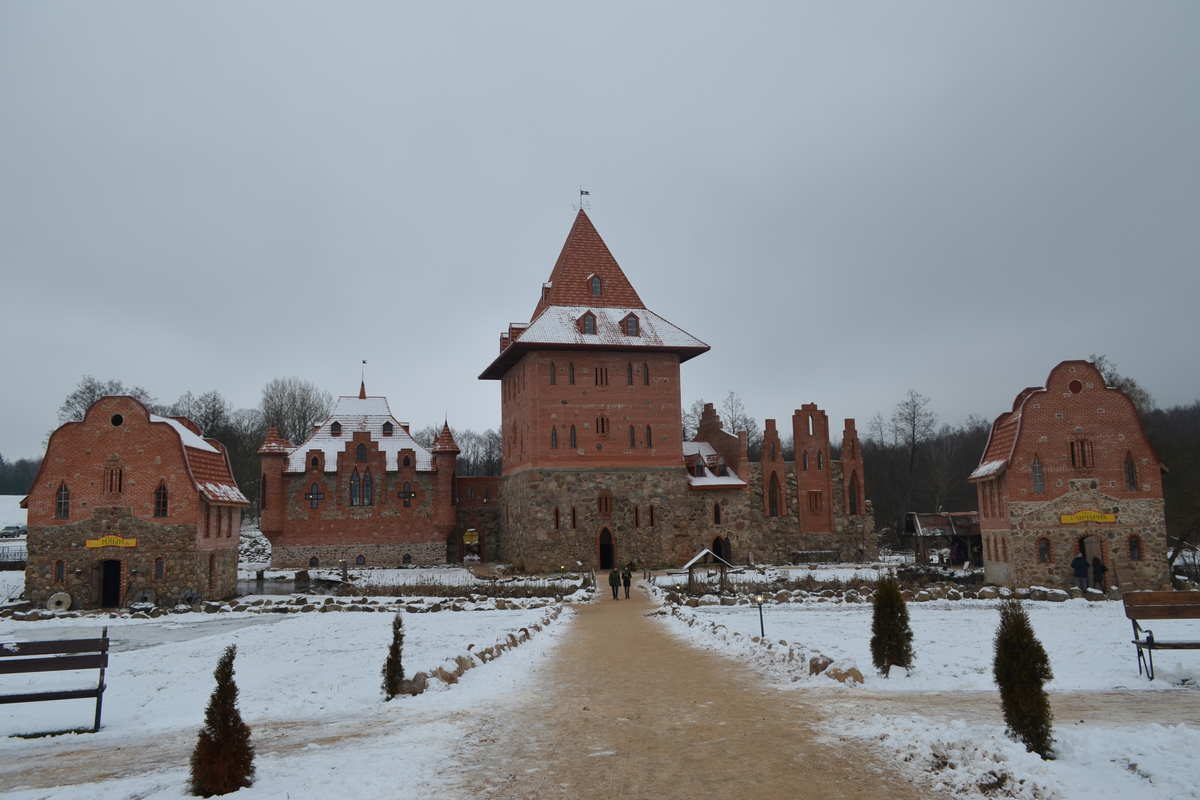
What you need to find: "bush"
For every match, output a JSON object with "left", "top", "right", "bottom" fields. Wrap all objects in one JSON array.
[
  {"left": 382, "top": 613, "right": 405, "bottom": 700},
  {"left": 190, "top": 645, "right": 254, "bottom": 797},
  {"left": 870, "top": 576, "right": 914, "bottom": 676},
  {"left": 993, "top": 599, "right": 1054, "bottom": 758}
]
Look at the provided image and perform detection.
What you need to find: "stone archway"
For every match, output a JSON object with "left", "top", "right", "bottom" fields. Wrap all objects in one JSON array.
[{"left": 599, "top": 529, "right": 615, "bottom": 570}]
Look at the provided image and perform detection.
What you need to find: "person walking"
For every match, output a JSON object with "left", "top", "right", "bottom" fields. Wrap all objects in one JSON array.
[
  {"left": 1092, "top": 556, "right": 1109, "bottom": 592},
  {"left": 608, "top": 568, "right": 621, "bottom": 600},
  {"left": 621, "top": 565, "right": 632, "bottom": 599},
  {"left": 1070, "top": 551, "right": 1090, "bottom": 591}
]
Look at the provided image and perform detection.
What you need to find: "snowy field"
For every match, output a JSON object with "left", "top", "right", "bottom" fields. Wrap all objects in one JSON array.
[
  {"left": 0, "top": 495, "right": 25, "bottom": 528},
  {"left": 655, "top": 562, "right": 889, "bottom": 588},
  {"left": 660, "top": 594, "right": 1200, "bottom": 798}
]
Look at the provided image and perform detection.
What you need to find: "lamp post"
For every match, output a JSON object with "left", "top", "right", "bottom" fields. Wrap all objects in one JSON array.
[{"left": 754, "top": 594, "right": 765, "bottom": 638}]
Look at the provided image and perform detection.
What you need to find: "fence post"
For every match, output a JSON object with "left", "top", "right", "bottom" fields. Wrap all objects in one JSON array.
[{"left": 93, "top": 626, "right": 108, "bottom": 732}]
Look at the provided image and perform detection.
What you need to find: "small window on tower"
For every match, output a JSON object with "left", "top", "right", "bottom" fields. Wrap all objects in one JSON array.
[
  {"left": 154, "top": 481, "right": 169, "bottom": 517},
  {"left": 331, "top": 421, "right": 342, "bottom": 436},
  {"left": 580, "top": 313, "right": 597, "bottom": 335},
  {"left": 590, "top": 275, "right": 602, "bottom": 296}
]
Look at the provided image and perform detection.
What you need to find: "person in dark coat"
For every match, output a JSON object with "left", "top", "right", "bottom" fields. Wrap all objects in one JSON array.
[
  {"left": 621, "top": 565, "right": 632, "bottom": 599},
  {"left": 1092, "top": 556, "right": 1109, "bottom": 592},
  {"left": 1070, "top": 552, "right": 1090, "bottom": 591},
  {"left": 608, "top": 568, "right": 621, "bottom": 600}
]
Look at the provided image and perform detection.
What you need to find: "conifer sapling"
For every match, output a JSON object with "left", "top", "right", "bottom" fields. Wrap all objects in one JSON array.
[
  {"left": 993, "top": 598, "right": 1054, "bottom": 758},
  {"left": 870, "top": 575, "right": 914, "bottom": 677},
  {"left": 190, "top": 644, "right": 255, "bottom": 797},
  {"left": 382, "top": 613, "right": 405, "bottom": 700}
]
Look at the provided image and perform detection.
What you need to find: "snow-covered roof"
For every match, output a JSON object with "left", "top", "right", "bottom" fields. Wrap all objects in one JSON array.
[
  {"left": 285, "top": 396, "right": 434, "bottom": 473},
  {"left": 150, "top": 415, "right": 219, "bottom": 453},
  {"left": 682, "top": 441, "right": 718, "bottom": 458},
  {"left": 515, "top": 305, "right": 707, "bottom": 349},
  {"left": 200, "top": 482, "right": 250, "bottom": 504},
  {"left": 681, "top": 548, "right": 736, "bottom": 570},
  {"left": 968, "top": 459, "right": 1008, "bottom": 480},
  {"left": 682, "top": 440, "right": 746, "bottom": 488}
]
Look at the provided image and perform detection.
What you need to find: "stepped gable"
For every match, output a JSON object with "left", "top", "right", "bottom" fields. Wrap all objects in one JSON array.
[
  {"left": 284, "top": 395, "right": 433, "bottom": 473},
  {"left": 532, "top": 209, "right": 644, "bottom": 318}
]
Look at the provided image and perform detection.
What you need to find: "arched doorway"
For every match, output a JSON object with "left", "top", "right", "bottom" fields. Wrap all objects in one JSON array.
[
  {"left": 599, "top": 528, "right": 615, "bottom": 569},
  {"left": 711, "top": 536, "right": 732, "bottom": 563}
]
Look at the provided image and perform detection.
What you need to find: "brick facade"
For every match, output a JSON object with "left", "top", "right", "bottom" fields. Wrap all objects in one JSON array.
[
  {"left": 22, "top": 396, "right": 246, "bottom": 608},
  {"left": 970, "top": 361, "right": 1169, "bottom": 589}
]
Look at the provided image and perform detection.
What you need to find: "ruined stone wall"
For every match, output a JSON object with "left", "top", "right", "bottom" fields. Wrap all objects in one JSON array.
[
  {"left": 26, "top": 506, "right": 237, "bottom": 608},
  {"left": 270, "top": 541, "right": 446, "bottom": 569}
]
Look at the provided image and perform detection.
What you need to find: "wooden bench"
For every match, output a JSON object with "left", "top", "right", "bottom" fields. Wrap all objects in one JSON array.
[
  {"left": 1123, "top": 592, "right": 1200, "bottom": 680},
  {"left": 0, "top": 627, "right": 109, "bottom": 732}
]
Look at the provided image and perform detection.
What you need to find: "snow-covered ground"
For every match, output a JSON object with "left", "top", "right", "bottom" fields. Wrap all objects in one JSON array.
[
  {"left": 655, "top": 562, "right": 888, "bottom": 588},
  {"left": 0, "top": 495, "right": 25, "bottom": 528},
  {"left": 0, "top": 604, "right": 573, "bottom": 797},
  {"left": 0, "top": 571, "right": 22, "bottom": 602},
  {"left": 658, "top": 593, "right": 1200, "bottom": 799}
]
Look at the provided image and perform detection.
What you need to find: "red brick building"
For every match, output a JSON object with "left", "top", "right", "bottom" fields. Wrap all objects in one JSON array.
[
  {"left": 969, "top": 360, "right": 1168, "bottom": 589},
  {"left": 22, "top": 395, "right": 248, "bottom": 609},
  {"left": 481, "top": 211, "right": 874, "bottom": 571},
  {"left": 259, "top": 387, "right": 461, "bottom": 567}
]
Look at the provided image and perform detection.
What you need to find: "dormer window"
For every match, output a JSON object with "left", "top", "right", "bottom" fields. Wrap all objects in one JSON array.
[
  {"left": 579, "top": 312, "right": 597, "bottom": 335},
  {"left": 331, "top": 421, "right": 342, "bottom": 436},
  {"left": 622, "top": 314, "right": 639, "bottom": 336},
  {"left": 589, "top": 275, "right": 602, "bottom": 296},
  {"left": 382, "top": 422, "right": 394, "bottom": 436}
]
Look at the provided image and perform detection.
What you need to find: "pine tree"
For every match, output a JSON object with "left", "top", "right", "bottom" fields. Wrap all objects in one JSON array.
[
  {"left": 190, "top": 645, "right": 254, "bottom": 796},
  {"left": 870, "top": 576, "right": 914, "bottom": 676},
  {"left": 382, "top": 613, "right": 405, "bottom": 700},
  {"left": 993, "top": 599, "right": 1054, "bottom": 758}
]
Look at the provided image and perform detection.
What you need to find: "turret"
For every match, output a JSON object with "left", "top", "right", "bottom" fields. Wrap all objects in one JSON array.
[
  {"left": 257, "top": 427, "right": 290, "bottom": 539},
  {"left": 431, "top": 422, "right": 459, "bottom": 534}
]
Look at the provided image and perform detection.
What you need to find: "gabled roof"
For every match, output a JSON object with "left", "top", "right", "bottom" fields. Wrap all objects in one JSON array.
[
  {"left": 285, "top": 395, "right": 433, "bottom": 473},
  {"left": 532, "top": 210, "right": 644, "bottom": 318}
]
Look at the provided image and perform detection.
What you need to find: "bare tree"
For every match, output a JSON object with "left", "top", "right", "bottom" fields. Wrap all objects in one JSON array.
[
  {"left": 411, "top": 425, "right": 439, "bottom": 449},
  {"left": 1089, "top": 354, "right": 1155, "bottom": 415},
  {"left": 682, "top": 398, "right": 707, "bottom": 441},
  {"left": 719, "top": 391, "right": 762, "bottom": 459},
  {"left": 168, "top": 390, "right": 231, "bottom": 434},
  {"left": 891, "top": 389, "right": 937, "bottom": 523},
  {"left": 58, "top": 375, "right": 155, "bottom": 423},
  {"left": 259, "top": 378, "right": 333, "bottom": 446}
]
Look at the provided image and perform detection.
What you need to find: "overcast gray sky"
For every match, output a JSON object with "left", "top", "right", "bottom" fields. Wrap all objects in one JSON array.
[{"left": 2, "top": 1, "right": 1198, "bottom": 458}]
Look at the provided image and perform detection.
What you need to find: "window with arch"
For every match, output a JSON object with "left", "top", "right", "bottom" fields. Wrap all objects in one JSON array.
[
  {"left": 54, "top": 559, "right": 65, "bottom": 583},
  {"left": 627, "top": 362, "right": 634, "bottom": 385},
  {"left": 590, "top": 275, "right": 602, "bottom": 296},
  {"left": 817, "top": 451, "right": 824, "bottom": 470},
  {"left": 643, "top": 363, "right": 650, "bottom": 386},
  {"left": 154, "top": 481, "right": 169, "bottom": 517},
  {"left": 580, "top": 312, "right": 597, "bottom": 335},
  {"left": 549, "top": 361, "right": 557, "bottom": 385},
  {"left": 598, "top": 492, "right": 613, "bottom": 516},
  {"left": 154, "top": 557, "right": 165, "bottom": 580},
  {"left": 401, "top": 482, "right": 414, "bottom": 508},
  {"left": 769, "top": 441, "right": 777, "bottom": 461},
  {"left": 350, "top": 470, "right": 361, "bottom": 506},
  {"left": 309, "top": 557, "right": 319, "bottom": 568},
  {"left": 311, "top": 456, "right": 320, "bottom": 471},
  {"left": 629, "top": 425, "right": 636, "bottom": 448},
  {"left": 308, "top": 482, "right": 323, "bottom": 509},
  {"left": 1070, "top": 439, "right": 1094, "bottom": 468},
  {"left": 801, "top": 452, "right": 809, "bottom": 471},
  {"left": 1037, "top": 538, "right": 1051, "bottom": 563},
  {"left": 568, "top": 363, "right": 575, "bottom": 385},
  {"left": 55, "top": 483, "right": 70, "bottom": 520},
  {"left": 1129, "top": 535, "right": 1143, "bottom": 561},
  {"left": 331, "top": 421, "right": 342, "bottom": 436},
  {"left": 645, "top": 425, "right": 653, "bottom": 448},
  {"left": 623, "top": 315, "right": 639, "bottom": 336},
  {"left": 570, "top": 425, "right": 577, "bottom": 448},
  {"left": 355, "top": 554, "right": 366, "bottom": 566},
  {"left": 713, "top": 503, "right": 721, "bottom": 524},
  {"left": 1124, "top": 452, "right": 1138, "bottom": 491},
  {"left": 382, "top": 421, "right": 394, "bottom": 436},
  {"left": 1031, "top": 456, "right": 1045, "bottom": 495},
  {"left": 362, "top": 471, "right": 374, "bottom": 506},
  {"left": 551, "top": 427, "right": 558, "bottom": 449},
  {"left": 768, "top": 473, "right": 781, "bottom": 517},
  {"left": 356, "top": 444, "right": 368, "bottom": 462}
]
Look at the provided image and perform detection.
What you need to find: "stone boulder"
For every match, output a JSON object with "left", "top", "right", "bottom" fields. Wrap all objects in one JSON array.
[
  {"left": 809, "top": 655, "right": 833, "bottom": 676},
  {"left": 977, "top": 586, "right": 999, "bottom": 599},
  {"left": 1045, "top": 589, "right": 1069, "bottom": 602},
  {"left": 826, "top": 663, "right": 865, "bottom": 685}
]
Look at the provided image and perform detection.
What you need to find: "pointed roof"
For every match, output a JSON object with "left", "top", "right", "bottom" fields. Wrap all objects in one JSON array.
[
  {"left": 432, "top": 421, "right": 460, "bottom": 454},
  {"left": 257, "top": 427, "right": 291, "bottom": 454},
  {"left": 532, "top": 210, "right": 645, "bottom": 319},
  {"left": 359, "top": 380, "right": 367, "bottom": 399}
]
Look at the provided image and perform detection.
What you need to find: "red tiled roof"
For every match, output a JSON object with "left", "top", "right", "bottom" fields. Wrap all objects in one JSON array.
[
  {"left": 432, "top": 422, "right": 460, "bottom": 454},
  {"left": 532, "top": 210, "right": 645, "bottom": 319},
  {"left": 185, "top": 446, "right": 249, "bottom": 506}
]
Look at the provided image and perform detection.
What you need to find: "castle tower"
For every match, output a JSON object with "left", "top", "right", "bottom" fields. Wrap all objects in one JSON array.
[
  {"left": 431, "top": 422, "right": 460, "bottom": 538},
  {"left": 840, "top": 419, "right": 865, "bottom": 517},
  {"left": 792, "top": 404, "right": 833, "bottom": 534},
  {"left": 256, "top": 427, "right": 290, "bottom": 540}
]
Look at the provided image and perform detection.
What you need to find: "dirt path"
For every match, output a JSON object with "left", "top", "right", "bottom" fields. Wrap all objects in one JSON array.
[{"left": 457, "top": 584, "right": 932, "bottom": 800}]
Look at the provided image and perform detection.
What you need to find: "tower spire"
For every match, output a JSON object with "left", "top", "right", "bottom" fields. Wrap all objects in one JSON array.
[{"left": 359, "top": 360, "right": 367, "bottom": 399}]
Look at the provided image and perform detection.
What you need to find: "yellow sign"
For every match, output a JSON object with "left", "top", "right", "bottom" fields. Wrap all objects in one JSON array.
[
  {"left": 85, "top": 535, "right": 138, "bottom": 548},
  {"left": 1059, "top": 510, "right": 1117, "bottom": 525},
  {"left": 462, "top": 529, "right": 479, "bottom": 545}
]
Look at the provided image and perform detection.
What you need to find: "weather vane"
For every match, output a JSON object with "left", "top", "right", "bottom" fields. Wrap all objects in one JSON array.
[{"left": 578, "top": 186, "right": 591, "bottom": 211}]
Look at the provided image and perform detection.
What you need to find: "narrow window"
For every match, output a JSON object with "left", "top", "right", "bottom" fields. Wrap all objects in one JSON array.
[
  {"left": 713, "top": 503, "right": 721, "bottom": 524},
  {"left": 582, "top": 314, "right": 596, "bottom": 335},
  {"left": 549, "top": 361, "right": 557, "bottom": 385},
  {"left": 260, "top": 474, "right": 267, "bottom": 509},
  {"left": 402, "top": 482, "right": 414, "bottom": 507},
  {"left": 848, "top": 472, "right": 860, "bottom": 515},
  {"left": 568, "top": 363, "right": 575, "bottom": 384},
  {"left": 1037, "top": 538, "right": 1051, "bottom": 563},
  {"left": 590, "top": 275, "right": 602, "bottom": 296},
  {"left": 308, "top": 482, "right": 323, "bottom": 509},
  {"left": 570, "top": 425, "right": 577, "bottom": 448},
  {"left": 571, "top": 506, "right": 577, "bottom": 529},
  {"left": 645, "top": 425, "right": 653, "bottom": 448},
  {"left": 311, "top": 456, "right": 320, "bottom": 471},
  {"left": 356, "top": 443, "right": 368, "bottom": 462},
  {"left": 629, "top": 425, "right": 636, "bottom": 448},
  {"left": 801, "top": 452, "right": 809, "bottom": 471},
  {"left": 649, "top": 506, "right": 655, "bottom": 527},
  {"left": 1124, "top": 452, "right": 1138, "bottom": 491},
  {"left": 625, "top": 316, "right": 638, "bottom": 336},
  {"left": 350, "top": 470, "right": 360, "bottom": 506},
  {"left": 1129, "top": 536, "right": 1142, "bottom": 561},
  {"left": 817, "top": 451, "right": 824, "bottom": 470},
  {"left": 768, "top": 473, "right": 781, "bottom": 517},
  {"left": 1031, "top": 456, "right": 1045, "bottom": 494},
  {"left": 331, "top": 421, "right": 342, "bottom": 436},
  {"left": 1001, "top": 538, "right": 1008, "bottom": 562},
  {"left": 554, "top": 507, "right": 560, "bottom": 529},
  {"left": 154, "top": 557, "right": 165, "bottom": 580},
  {"left": 634, "top": 506, "right": 640, "bottom": 527},
  {"left": 105, "top": 466, "right": 123, "bottom": 494},
  {"left": 627, "top": 362, "right": 634, "bottom": 385},
  {"left": 55, "top": 483, "right": 70, "bottom": 520},
  {"left": 808, "top": 491, "right": 823, "bottom": 513},
  {"left": 154, "top": 481, "right": 169, "bottom": 517},
  {"left": 363, "top": 471, "right": 374, "bottom": 506},
  {"left": 382, "top": 421, "right": 393, "bottom": 436},
  {"left": 643, "top": 363, "right": 650, "bottom": 385},
  {"left": 551, "top": 427, "right": 558, "bottom": 449},
  {"left": 309, "top": 556, "right": 319, "bottom": 568},
  {"left": 54, "top": 559, "right": 64, "bottom": 583}
]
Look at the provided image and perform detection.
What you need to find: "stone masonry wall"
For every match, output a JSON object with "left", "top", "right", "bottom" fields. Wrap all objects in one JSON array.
[{"left": 270, "top": 541, "right": 446, "bottom": 569}]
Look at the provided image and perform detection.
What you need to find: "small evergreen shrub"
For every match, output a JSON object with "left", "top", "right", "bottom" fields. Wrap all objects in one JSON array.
[
  {"left": 870, "top": 576, "right": 914, "bottom": 676},
  {"left": 382, "top": 613, "right": 405, "bottom": 700},
  {"left": 993, "top": 599, "right": 1054, "bottom": 758},
  {"left": 190, "top": 645, "right": 254, "bottom": 797}
]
